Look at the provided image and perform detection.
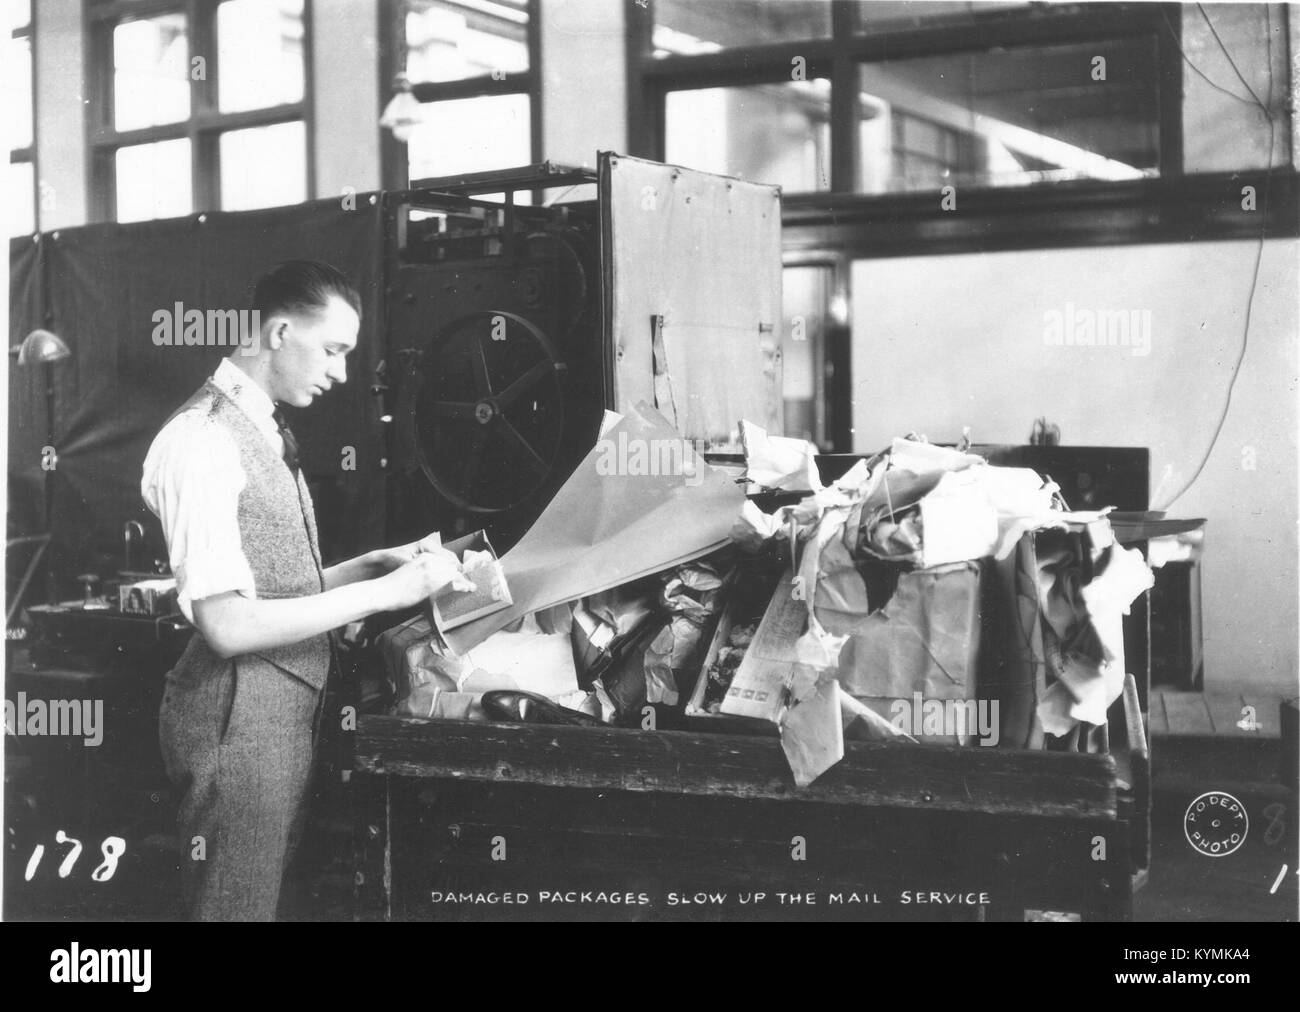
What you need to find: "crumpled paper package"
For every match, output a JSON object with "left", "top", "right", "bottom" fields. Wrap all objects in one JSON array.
[
  {"left": 397, "top": 685, "right": 601, "bottom": 722},
  {"left": 723, "top": 429, "right": 1156, "bottom": 783},
  {"left": 643, "top": 561, "right": 728, "bottom": 706},
  {"left": 397, "top": 687, "right": 486, "bottom": 721},
  {"left": 841, "top": 690, "right": 918, "bottom": 743},
  {"left": 1035, "top": 537, "right": 1153, "bottom": 736},
  {"left": 592, "top": 618, "right": 667, "bottom": 721},
  {"left": 978, "top": 534, "right": 1048, "bottom": 750},
  {"left": 586, "top": 560, "right": 732, "bottom": 720},
  {"left": 387, "top": 607, "right": 581, "bottom": 718},
  {"left": 393, "top": 617, "right": 470, "bottom": 699},
  {"left": 571, "top": 577, "right": 662, "bottom": 721},
  {"left": 571, "top": 580, "right": 659, "bottom": 684},
  {"left": 836, "top": 560, "right": 984, "bottom": 745},
  {"left": 853, "top": 466, "right": 942, "bottom": 564},
  {"left": 458, "top": 609, "right": 578, "bottom": 698},
  {"left": 740, "top": 419, "right": 823, "bottom": 493},
  {"left": 720, "top": 568, "right": 907, "bottom": 785},
  {"left": 860, "top": 508, "right": 924, "bottom": 564},
  {"left": 888, "top": 437, "right": 984, "bottom": 476},
  {"left": 919, "top": 465, "right": 1111, "bottom": 567},
  {"left": 781, "top": 678, "right": 844, "bottom": 787},
  {"left": 731, "top": 459, "right": 875, "bottom": 550},
  {"left": 537, "top": 689, "right": 602, "bottom": 722}
]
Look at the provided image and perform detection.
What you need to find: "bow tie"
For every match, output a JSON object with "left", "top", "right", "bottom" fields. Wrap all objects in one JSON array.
[{"left": 272, "top": 407, "right": 300, "bottom": 473}]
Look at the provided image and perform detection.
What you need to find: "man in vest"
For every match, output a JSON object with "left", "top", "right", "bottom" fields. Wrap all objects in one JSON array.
[{"left": 142, "top": 260, "right": 469, "bottom": 920}]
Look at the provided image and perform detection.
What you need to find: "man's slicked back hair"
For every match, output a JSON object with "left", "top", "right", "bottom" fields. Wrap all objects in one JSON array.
[{"left": 251, "top": 260, "right": 361, "bottom": 321}]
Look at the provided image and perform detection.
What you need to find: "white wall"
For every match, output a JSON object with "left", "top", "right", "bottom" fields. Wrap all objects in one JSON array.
[{"left": 852, "top": 239, "right": 1300, "bottom": 692}]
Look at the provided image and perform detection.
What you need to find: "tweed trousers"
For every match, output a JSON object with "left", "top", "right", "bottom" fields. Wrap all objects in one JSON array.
[{"left": 159, "top": 644, "right": 325, "bottom": 921}]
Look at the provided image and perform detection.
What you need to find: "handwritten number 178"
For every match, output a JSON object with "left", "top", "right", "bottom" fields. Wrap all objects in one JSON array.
[{"left": 24, "top": 832, "right": 126, "bottom": 883}]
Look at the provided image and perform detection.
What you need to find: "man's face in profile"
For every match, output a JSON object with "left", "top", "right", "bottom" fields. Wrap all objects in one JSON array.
[{"left": 265, "top": 295, "right": 360, "bottom": 407}]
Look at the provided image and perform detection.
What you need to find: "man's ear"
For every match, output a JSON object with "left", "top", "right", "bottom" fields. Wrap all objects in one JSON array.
[{"left": 264, "top": 316, "right": 290, "bottom": 350}]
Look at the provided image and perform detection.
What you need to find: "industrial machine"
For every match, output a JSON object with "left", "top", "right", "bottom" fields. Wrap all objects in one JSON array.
[{"left": 380, "top": 154, "right": 784, "bottom": 550}]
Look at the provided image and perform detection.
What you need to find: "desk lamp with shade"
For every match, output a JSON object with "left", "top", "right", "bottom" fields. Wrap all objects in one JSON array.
[{"left": 9, "top": 328, "right": 72, "bottom": 603}]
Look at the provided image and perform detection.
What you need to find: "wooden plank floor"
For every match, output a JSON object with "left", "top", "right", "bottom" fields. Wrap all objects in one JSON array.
[{"left": 1150, "top": 689, "right": 1288, "bottom": 738}]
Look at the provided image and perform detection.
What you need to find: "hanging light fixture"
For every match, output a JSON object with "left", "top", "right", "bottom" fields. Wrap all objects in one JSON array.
[
  {"left": 11, "top": 328, "right": 71, "bottom": 365},
  {"left": 380, "top": 72, "right": 423, "bottom": 143}
]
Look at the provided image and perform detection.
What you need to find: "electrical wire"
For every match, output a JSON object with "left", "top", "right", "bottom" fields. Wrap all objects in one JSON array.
[
  {"left": 1159, "top": 5, "right": 1276, "bottom": 511},
  {"left": 1158, "top": 7, "right": 1258, "bottom": 109},
  {"left": 1196, "top": 2, "right": 1268, "bottom": 109}
]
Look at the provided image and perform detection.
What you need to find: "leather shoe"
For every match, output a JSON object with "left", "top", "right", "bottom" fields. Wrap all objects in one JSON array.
[{"left": 481, "top": 690, "right": 604, "bottom": 727}]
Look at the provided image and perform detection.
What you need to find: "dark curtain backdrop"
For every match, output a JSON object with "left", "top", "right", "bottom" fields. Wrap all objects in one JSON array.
[
  {"left": 7, "top": 196, "right": 387, "bottom": 595},
  {"left": 8, "top": 234, "right": 45, "bottom": 539}
]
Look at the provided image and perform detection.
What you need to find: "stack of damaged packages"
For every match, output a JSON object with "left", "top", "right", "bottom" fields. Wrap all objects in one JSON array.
[
  {"left": 722, "top": 423, "right": 1155, "bottom": 784},
  {"left": 378, "top": 400, "right": 1154, "bottom": 789},
  {"left": 379, "top": 402, "right": 752, "bottom": 728}
]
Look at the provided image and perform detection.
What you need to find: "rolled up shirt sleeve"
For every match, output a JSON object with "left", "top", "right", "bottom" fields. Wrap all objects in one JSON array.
[{"left": 141, "top": 414, "right": 257, "bottom": 623}]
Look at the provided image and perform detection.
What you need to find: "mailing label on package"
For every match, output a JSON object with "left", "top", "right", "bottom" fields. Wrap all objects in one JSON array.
[{"left": 720, "top": 571, "right": 818, "bottom": 723}]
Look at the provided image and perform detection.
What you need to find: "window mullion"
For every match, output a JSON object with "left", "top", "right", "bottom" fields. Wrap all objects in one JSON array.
[
  {"left": 528, "top": 0, "right": 541, "bottom": 168},
  {"left": 829, "top": 0, "right": 858, "bottom": 193},
  {"left": 190, "top": 0, "right": 218, "bottom": 211},
  {"left": 87, "top": 15, "right": 118, "bottom": 223}
]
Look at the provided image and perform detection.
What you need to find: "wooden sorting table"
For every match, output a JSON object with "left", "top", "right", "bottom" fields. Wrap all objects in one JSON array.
[{"left": 352, "top": 708, "right": 1140, "bottom": 921}]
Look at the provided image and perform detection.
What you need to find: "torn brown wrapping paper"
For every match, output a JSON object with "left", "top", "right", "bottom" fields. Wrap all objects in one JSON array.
[
  {"left": 444, "top": 402, "right": 747, "bottom": 656},
  {"left": 836, "top": 561, "right": 983, "bottom": 746},
  {"left": 721, "top": 569, "right": 905, "bottom": 785},
  {"left": 1036, "top": 533, "right": 1153, "bottom": 735},
  {"left": 978, "top": 535, "right": 1048, "bottom": 750},
  {"left": 781, "top": 679, "right": 845, "bottom": 788}
]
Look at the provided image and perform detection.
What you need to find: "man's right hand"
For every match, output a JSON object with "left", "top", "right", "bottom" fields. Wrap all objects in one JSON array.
[{"left": 380, "top": 550, "right": 472, "bottom": 610}]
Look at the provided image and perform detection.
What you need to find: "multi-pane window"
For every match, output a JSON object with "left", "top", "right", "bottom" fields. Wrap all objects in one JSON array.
[
  {"left": 639, "top": 1, "right": 1291, "bottom": 196},
  {"left": 89, "top": 0, "right": 309, "bottom": 223},
  {"left": 398, "top": 0, "right": 538, "bottom": 186},
  {"left": 860, "top": 35, "right": 1161, "bottom": 193},
  {"left": 665, "top": 80, "right": 832, "bottom": 193},
  {"left": 653, "top": 0, "right": 831, "bottom": 55},
  {"left": 8, "top": 0, "right": 35, "bottom": 235}
]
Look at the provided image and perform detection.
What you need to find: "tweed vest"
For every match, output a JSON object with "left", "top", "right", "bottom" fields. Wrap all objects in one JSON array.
[{"left": 167, "top": 379, "right": 332, "bottom": 690}]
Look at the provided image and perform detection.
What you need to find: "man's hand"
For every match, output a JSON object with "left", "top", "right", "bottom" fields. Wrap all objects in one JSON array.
[
  {"left": 194, "top": 538, "right": 473, "bottom": 657},
  {"left": 378, "top": 549, "right": 473, "bottom": 611},
  {"left": 368, "top": 531, "right": 444, "bottom": 573}
]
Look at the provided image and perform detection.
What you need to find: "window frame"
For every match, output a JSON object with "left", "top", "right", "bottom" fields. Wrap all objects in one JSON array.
[
  {"left": 629, "top": 1, "right": 1298, "bottom": 453},
  {"left": 378, "top": 0, "right": 542, "bottom": 192},
  {"left": 85, "top": 0, "right": 315, "bottom": 223},
  {"left": 11, "top": 3, "right": 37, "bottom": 234},
  {"left": 628, "top": 1, "right": 1186, "bottom": 197}
]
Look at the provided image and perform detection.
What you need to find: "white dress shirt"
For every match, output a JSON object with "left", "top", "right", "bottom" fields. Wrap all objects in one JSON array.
[{"left": 142, "top": 358, "right": 287, "bottom": 623}]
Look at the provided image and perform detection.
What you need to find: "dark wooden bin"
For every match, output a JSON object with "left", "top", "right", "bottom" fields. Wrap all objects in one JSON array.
[
  {"left": 352, "top": 708, "right": 1140, "bottom": 921},
  {"left": 351, "top": 445, "right": 1155, "bottom": 921}
]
